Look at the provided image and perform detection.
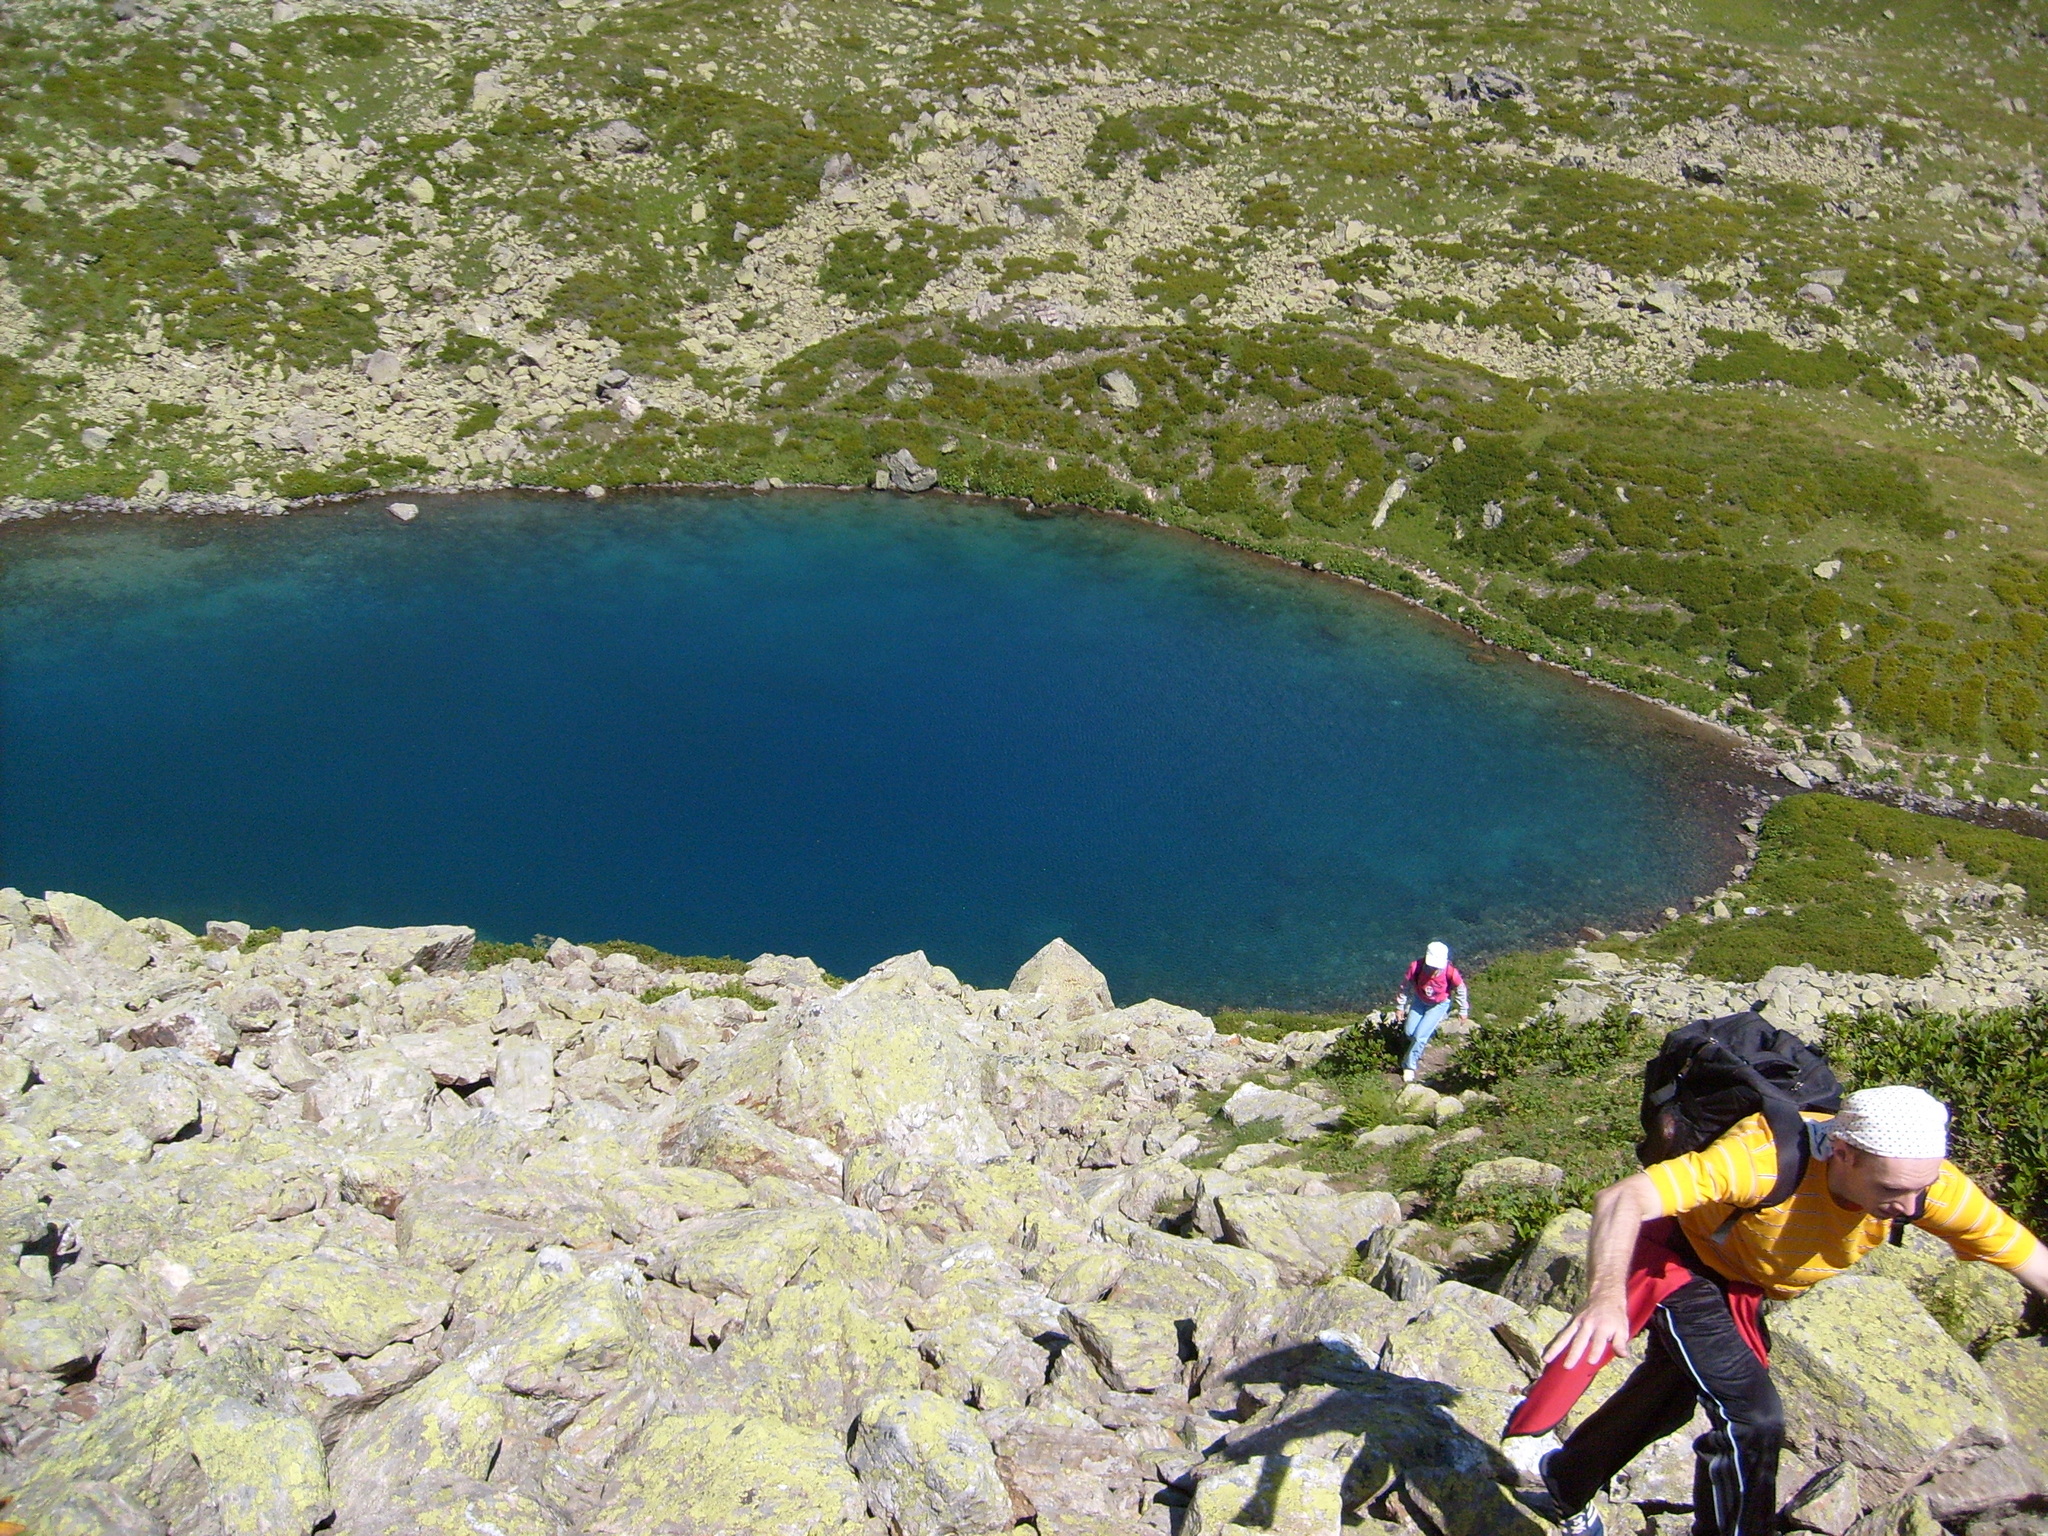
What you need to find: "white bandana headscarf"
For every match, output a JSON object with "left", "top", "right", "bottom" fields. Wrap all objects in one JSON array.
[{"left": 1817, "top": 1085, "right": 1950, "bottom": 1161}]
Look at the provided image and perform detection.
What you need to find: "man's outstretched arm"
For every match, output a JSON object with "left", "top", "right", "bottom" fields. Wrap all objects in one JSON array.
[
  {"left": 2011, "top": 1241, "right": 2048, "bottom": 1300},
  {"left": 1543, "top": 1170, "right": 1663, "bottom": 1370}
]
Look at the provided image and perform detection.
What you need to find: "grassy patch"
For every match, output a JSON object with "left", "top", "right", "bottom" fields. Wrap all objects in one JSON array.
[
  {"left": 1212, "top": 1006, "right": 1360, "bottom": 1042},
  {"left": 1642, "top": 793, "right": 2048, "bottom": 980}
]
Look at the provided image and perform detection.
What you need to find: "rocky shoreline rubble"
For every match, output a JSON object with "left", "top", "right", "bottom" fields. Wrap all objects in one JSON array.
[{"left": 0, "top": 890, "right": 2039, "bottom": 1536}]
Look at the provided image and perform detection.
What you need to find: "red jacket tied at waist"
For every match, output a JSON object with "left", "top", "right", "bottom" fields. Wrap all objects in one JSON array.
[{"left": 1504, "top": 1218, "right": 1767, "bottom": 1439}]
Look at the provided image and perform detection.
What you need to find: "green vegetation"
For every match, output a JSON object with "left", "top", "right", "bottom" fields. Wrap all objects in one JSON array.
[
  {"left": 1637, "top": 793, "right": 2048, "bottom": 981},
  {"left": 1304, "top": 1000, "right": 1654, "bottom": 1237},
  {"left": 465, "top": 936, "right": 746, "bottom": 972},
  {"left": 466, "top": 938, "right": 552, "bottom": 970}
]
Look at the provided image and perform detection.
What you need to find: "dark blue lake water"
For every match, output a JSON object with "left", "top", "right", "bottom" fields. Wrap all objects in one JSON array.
[{"left": 0, "top": 492, "right": 1755, "bottom": 1008}]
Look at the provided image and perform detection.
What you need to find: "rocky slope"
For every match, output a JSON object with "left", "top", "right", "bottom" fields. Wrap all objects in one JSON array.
[{"left": 0, "top": 888, "right": 2038, "bottom": 1536}]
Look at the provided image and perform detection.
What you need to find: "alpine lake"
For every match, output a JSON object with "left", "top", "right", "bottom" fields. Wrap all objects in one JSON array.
[{"left": 0, "top": 491, "right": 1764, "bottom": 1008}]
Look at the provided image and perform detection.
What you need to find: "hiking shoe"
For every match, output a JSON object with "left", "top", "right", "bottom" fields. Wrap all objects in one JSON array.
[
  {"left": 1517, "top": 1454, "right": 1604, "bottom": 1536},
  {"left": 1401, "top": 1068, "right": 1416, "bottom": 1083}
]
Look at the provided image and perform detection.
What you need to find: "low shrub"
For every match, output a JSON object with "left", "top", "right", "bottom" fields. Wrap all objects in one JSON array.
[
  {"left": 1313, "top": 1019, "right": 1400, "bottom": 1078},
  {"left": 589, "top": 939, "right": 745, "bottom": 974},
  {"left": 467, "top": 938, "right": 551, "bottom": 969},
  {"left": 1451, "top": 1001, "right": 1654, "bottom": 1085}
]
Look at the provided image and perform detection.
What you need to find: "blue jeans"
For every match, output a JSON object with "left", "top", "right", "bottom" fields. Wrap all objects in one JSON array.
[{"left": 1403, "top": 1000, "right": 1452, "bottom": 1072}]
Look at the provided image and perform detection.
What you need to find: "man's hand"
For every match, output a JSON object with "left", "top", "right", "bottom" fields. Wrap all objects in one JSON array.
[
  {"left": 1543, "top": 1299, "right": 1632, "bottom": 1371},
  {"left": 1536, "top": 1170, "right": 1664, "bottom": 1375}
]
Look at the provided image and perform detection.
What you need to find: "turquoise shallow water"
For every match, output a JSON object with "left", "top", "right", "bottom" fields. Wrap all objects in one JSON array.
[{"left": 0, "top": 492, "right": 1756, "bottom": 1007}]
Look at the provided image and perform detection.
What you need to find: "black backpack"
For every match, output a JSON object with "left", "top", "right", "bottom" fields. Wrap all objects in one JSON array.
[{"left": 1638, "top": 1011, "right": 1843, "bottom": 1216}]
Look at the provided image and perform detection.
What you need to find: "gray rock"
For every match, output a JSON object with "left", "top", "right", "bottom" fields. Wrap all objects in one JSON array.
[
  {"left": 658, "top": 1102, "right": 844, "bottom": 1193},
  {"left": 160, "top": 140, "right": 202, "bottom": 167},
  {"left": 1219, "top": 1081, "right": 1342, "bottom": 1139},
  {"left": 491, "top": 1040, "right": 555, "bottom": 1115},
  {"left": 1354, "top": 1122, "right": 1433, "bottom": 1150},
  {"left": 1454, "top": 1157, "right": 1565, "bottom": 1203},
  {"left": 573, "top": 119, "right": 652, "bottom": 158},
  {"left": 1061, "top": 1301, "right": 1184, "bottom": 1392},
  {"left": 878, "top": 448, "right": 940, "bottom": 492},
  {"left": 122, "top": 1002, "right": 238, "bottom": 1062},
  {"left": 820, "top": 151, "right": 862, "bottom": 195},
  {"left": 850, "top": 1390, "right": 1013, "bottom": 1536},
  {"left": 1100, "top": 369, "right": 1141, "bottom": 410},
  {"left": 360, "top": 349, "right": 406, "bottom": 386},
  {"left": 1216, "top": 1190, "right": 1402, "bottom": 1285},
  {"left": 1499, "top": 1208, "right": 1591, "bottom": 1312},
  {"left": 1010, "top": 937, "right": 1114, "bottom": 1020}
]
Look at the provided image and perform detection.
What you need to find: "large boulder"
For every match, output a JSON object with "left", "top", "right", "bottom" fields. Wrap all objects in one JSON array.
[
  {"left": 122, "top": 1002, "right": 239, "bottom": 1062},
  {"left": 583, "top": 1412, "right": 871, "bottom": 1535},
  {"left": 689, "top": 953, "right": 1009, "bottom": 1164},
  {"left": 1862, "top": 1228, "right": 2032, "bottom": 1352},
  {"left": 43, "top": 891, "right": 154, "bottom": 969},
  {"left": 702, "top": 1278, "right": 922, "bottom": 1432},
  {"left": 184, "top": 1397, "right": 334, "bottom": 1536},
  {"left": 302, "top": 1049, "right": 436, "bottom": 1135},
  {"left": 233, "top": 1250, "right": 453, "bottom": 1357},
  {"left": 850, "top": 1390, "right": 1014, "bottom": 1536},
  {"left": 1062, "top": 1301, "right": 1185, "bottom": 1392},
  {"left": 1926, "top": 1337, "right": 2048, "bottom": 1523},
  {"left": 1454, "top": 1157, "right": 1566, "bottom": 1203},
  {"left": 1008, "top": 937, "right": 1114, "bottom": 1021},
  {"left": 658, "top": 1205, "right": 896, "bottom": 1299},
  {"left": 1218, "top": 1382, "right": 1538, "bottom": 1536},
  {"left": 1500, "top": 1208, "right": 1591, "bottom": 1312},
  {"left": 1215, "top": 1190, "right": 1402, "bottom": 1285},
  {"left": 1218, "top": 1081, "right": 1343, "bottom": 1141},
  {"left": 295, "top": 925, "right": 474, "bottom": 974},
  {"left": 491, "top": 1040, "right": 555, "bottom": 1115},
  {"left": 657, "top": 1102, "right": 844, "bottom": 1193},
  {"left": 329, "top": 1269, "right": 645, "bottom": 1530},
  {"left": 1773, "top": 1275, "right": 2011, "bottom": 1500},
  {"left": 1379, "top": 1305, "right": 1530, "bottom": 1395},
  {"left": 987, "top": 1403, "right": 1148, "bottom": 1534},
  {"left": 1186, "top": 1453, "right": 1345, "bottom": 1535},
  {"left": 389, "top": 1027, "right": 496, "bottom": 1088}
]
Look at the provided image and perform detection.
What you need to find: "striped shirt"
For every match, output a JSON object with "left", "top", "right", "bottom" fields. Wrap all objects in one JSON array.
[{"left": 1645, "top": 1111, "right": 2039, "bottom": 1299}]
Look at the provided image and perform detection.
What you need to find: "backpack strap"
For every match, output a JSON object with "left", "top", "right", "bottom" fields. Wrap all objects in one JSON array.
[{"left": 1754, "top": 1093, "right": 1812, "bottom": 1212}]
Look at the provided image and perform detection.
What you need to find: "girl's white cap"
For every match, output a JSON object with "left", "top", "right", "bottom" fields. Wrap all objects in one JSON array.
[{"left": 1424, "top": 941, "right": 1450, "bottom": 969}]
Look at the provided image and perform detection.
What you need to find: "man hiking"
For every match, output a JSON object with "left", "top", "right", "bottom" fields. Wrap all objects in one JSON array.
[
  {"left": 1512, "top": 1083, "right": 2048, "bottom": 1536},
  {"left": 1394, "top": 940, "right": 1468, "bottom": 1083}
]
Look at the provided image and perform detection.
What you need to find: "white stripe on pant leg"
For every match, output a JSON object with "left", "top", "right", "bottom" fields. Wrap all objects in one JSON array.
[{"left": 1655, "top": 1301, "right": 1748, "bottom": 1536}]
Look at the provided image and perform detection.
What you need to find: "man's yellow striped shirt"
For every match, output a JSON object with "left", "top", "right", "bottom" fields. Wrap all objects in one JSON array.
[{"left": 1644, "top": 1111, "right": 2038, "bottom": 1299}]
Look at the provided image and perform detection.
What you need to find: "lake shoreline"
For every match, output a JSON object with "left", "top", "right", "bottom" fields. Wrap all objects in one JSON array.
[
  {"left": 1, "top": 476, "right": 1791, "bottom": 979},
  {"left": 0, "top": 473, "right": 1783, "bottom": 766}
]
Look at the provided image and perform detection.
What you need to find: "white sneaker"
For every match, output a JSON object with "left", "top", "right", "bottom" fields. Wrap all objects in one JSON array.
[{"left": 1402, "top": 1068, "right": 1416, "bottom": 1083}]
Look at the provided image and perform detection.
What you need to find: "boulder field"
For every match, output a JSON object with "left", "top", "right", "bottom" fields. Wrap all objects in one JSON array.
[{"left": 0, "top": 889, "right": 2039, "bottom": 1536}]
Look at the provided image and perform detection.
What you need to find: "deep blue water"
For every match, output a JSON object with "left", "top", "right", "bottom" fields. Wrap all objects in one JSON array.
[{"left": 0, "top": 492, "right": 1755, "bottom": 1008}]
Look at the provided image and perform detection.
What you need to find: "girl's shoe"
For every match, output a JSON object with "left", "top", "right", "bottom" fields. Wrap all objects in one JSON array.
[{"left": 1401, "top": 1068, "right": 1416, "bottom": 1083}]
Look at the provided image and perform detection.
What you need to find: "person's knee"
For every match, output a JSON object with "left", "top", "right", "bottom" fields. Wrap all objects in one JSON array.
[{"left": 1726, "top": 1386, "right": 1783, "bottom": 1446}]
